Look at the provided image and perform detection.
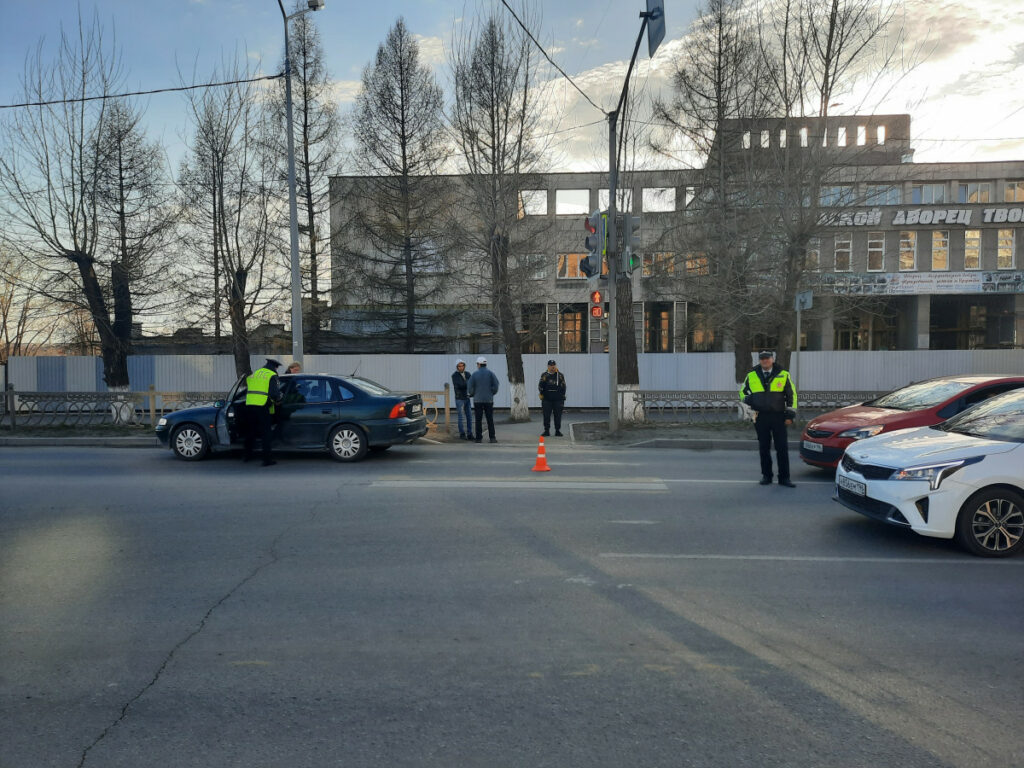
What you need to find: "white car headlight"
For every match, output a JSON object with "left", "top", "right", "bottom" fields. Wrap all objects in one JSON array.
[
  {"left": 157, "top": 417, "right": 168, "bottom": 427},
  {"left": 838, "top": 424, "right": 884, "bottom": 440},
  {"left": 889, "top": 457, "right": 982, "bottom": 490}
]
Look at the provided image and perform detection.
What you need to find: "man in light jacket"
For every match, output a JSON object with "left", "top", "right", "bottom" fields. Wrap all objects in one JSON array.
[{"left": 467, "top": 356, "right": 500, "bottom": 443}]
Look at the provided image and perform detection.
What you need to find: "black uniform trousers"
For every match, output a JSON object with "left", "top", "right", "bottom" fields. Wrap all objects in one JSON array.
[
  {"left": 474, "top": 402, "right": 495, "bottom": 440},
  {"left": 754, "top": 411, "right": 790, "bottom": 481},
  {"left": 542, "top": 398, "right": 564, "bottom": 431},
  {"left": 243, "top": 404, "right": 274, "bottom": 462}
]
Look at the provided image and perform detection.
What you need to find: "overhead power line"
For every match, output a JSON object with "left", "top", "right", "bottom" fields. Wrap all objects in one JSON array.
[
  {"left": 0, "top": 73, "right": 285, "bottom": 110},
  {"left": 498, "top": 0, "right": 606, "bottom": 116}
]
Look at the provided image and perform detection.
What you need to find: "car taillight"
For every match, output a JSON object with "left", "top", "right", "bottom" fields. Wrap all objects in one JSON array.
[{"left": 389, "top": 402, "right": 407, "bottom": 419}]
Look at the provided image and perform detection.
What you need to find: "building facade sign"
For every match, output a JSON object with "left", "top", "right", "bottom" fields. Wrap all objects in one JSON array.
[
  {"left": 814, "top": 270, "right": 1024, "bottom": 295},
  {"left": 819, "top": 206, "right": 1024, "bottom": 227}
]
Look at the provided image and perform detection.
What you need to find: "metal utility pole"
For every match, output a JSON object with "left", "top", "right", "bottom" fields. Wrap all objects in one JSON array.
[{"left": 604, "top": 1, "right": 664, "bottom": 433}]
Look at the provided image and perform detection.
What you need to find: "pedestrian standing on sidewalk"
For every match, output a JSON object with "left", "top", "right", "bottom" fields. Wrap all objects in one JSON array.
[
  {"left": 451, "top": 359, "right": 474, "bottom": 440},
  {"left": 467, "top": 356, "right": 499, "bottom": 443},
  {"left": 740, "top": 350, "right": 798, "bottom": 487},
  {"left": 538, "top": 359, "right": 566, "bottom": 436}
]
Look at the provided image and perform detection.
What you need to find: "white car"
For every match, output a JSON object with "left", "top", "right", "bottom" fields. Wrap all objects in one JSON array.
[{"left": 834, "top": 388, "right": 1024, "bottom": 557}]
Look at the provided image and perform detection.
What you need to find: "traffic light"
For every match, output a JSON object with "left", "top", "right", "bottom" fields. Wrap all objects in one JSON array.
[
  {"left": 590, "top": 289, "right": 603, "bottom": 318},
  {"left": 580, "top": 210, "right": 606, "bottom": 278},
  {"left": 622, "top": 215, "right": 642, "bottom": 275}
]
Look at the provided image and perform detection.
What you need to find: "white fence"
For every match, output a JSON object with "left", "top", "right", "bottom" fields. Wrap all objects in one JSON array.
[{"left": 7, "top": 351, "right": 1024, "bottom": 409}]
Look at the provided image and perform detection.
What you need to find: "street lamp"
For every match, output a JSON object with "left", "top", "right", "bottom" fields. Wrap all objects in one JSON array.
[{"left": 277, "top": 0, "right": 325, "bottom": 365}]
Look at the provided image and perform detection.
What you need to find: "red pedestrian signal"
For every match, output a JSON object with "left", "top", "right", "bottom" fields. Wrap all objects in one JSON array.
[{"left": 590, "top": 290, "right": 602, "bottom": 303}]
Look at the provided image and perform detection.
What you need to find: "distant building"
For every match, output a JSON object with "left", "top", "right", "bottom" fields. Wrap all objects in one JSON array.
[{"left": 329, "top": 114, "right": 1024, "bottom": 354}]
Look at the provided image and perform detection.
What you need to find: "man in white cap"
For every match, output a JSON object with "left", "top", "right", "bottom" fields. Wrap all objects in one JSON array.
[
  {"left": 451, "top": 359, "right": 474, "bottom": 440},
  {"left": 467, "top": 356, "right": 500, "bottom": 443}
]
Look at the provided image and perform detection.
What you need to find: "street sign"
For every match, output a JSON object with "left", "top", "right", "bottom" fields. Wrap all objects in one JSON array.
[
  {"left": 645, "top": 0, "right": 665, "bottom": 58},
  {"left": 795, "top": 290, "right": 813, "bottom": 311}
]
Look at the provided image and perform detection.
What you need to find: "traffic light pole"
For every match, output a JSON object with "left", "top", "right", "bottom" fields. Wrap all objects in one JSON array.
[{"left": 607, "top": 110, "right": 619, "bottom": 434}]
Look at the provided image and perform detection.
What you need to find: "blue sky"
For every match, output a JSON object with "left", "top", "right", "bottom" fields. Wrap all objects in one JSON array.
[{"left": 2, "top": 0, "right": 1023, "bottom": 171}]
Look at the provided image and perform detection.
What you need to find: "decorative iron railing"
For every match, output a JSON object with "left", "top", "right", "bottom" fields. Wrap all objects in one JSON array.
[{"left": 634, "top": 390, "right": 885, "bottom": 424}]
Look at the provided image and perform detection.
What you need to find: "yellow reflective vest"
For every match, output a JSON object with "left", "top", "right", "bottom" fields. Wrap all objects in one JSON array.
[
  {"left": 245, "top": 367, "right": 278, "bottom": 413},
  {"left": 740, "top": 366, "right": 797, "bottom": 414}
]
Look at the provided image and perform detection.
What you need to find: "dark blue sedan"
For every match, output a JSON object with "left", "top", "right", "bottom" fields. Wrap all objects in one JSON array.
[{"left": 155, "top": 373, "right": 428, "bottom": 462}]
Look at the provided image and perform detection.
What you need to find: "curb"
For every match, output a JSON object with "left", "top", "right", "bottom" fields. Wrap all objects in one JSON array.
[{"left": 0, "top": 437, "right": 159, "bottom": 448}]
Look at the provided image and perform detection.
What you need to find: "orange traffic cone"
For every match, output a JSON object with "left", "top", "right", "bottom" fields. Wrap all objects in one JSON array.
[{"left": 531, "top": 435, "right": 551, "bottom": 472}]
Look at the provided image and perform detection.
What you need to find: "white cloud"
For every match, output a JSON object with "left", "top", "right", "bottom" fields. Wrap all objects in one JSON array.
[
  {"left": 330, "top": 79, "right": 362, "bottom": 105},
  {"left": 414, "top": 35, "right": 446, "bottom": 68}
]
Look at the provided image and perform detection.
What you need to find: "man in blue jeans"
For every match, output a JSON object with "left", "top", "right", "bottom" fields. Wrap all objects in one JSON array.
[
  {"left": 451, "top": 359, "right": 474, "bottom": 440},
  {"left": 467, "top": 356, "right": 500, "bottom": 443}
]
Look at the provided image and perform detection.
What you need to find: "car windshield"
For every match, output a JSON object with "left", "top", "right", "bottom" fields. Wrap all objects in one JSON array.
[
  {"left": 343, "top": 376, "right": 391, "bottom": 396},
  {"left": 937, "top": 389, "right": 1024, "bottom": 442},
  {"left": 867, "top": 379, "right": 974, "bottom": 411}
]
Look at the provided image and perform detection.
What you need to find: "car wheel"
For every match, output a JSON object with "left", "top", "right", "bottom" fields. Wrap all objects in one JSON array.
[
  {"left": 955, "top": 487, "right": 1024, "bottom": 557},
  {"left": 328, "top": 424, "right": 368, "bottom": 462},
  {"left": 171, "top": 424, "right": 209, "bottom": 461}
]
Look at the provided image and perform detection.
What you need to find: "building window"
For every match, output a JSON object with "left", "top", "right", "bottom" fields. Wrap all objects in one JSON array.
[
  {"left": 805, "top": 238, "right": 820, "bottom": 271},
  {"left": 899, "top": 231, "right": 917, "bottom": 270},
  {"left": 877, "top": 125, "right": 886, "bottom": 145},
  {"left": 517, "top": 190, "right": 547, "bottom": 217},
  {"left": 864, "top": 184, "right": 901, "bottom": 205},
  {"left": 742, "top": 131, "right": 751, "bottom": 149},
  {"left": 997, "top": 229, "right": 1015, "bottom": 268},
  {"left": 514, "top": 253, "right": 548, "bottom": 281},
  {"left": 957, "top": 182, "right": 991, "bottom": 204},
  {"left": 911, "top": 183, "right": 946, "bottom": 204},
  {"left": 867, "top": 231, "right": 885, "bottom": 271},
  {"left": 599, "top": 188, "right": 633, "bottom": 212},
  {"left": 800, "top": 127, "right": 809, "bottom": 147},
  {"left": 964, "top": 229, "right": 981, "bottom": 270},
  {"left": 857, "top": 125, "right": 867, "bottom": 146},
  {"left": 820, "top": 185, "right": 855, "bottom": 206},
  {"left": 760, "top": 130, "right": 769, "bottom": 148},
  {"left": 556, "top": 253, "right": 587, "bottom": 279},
  {"left": 687, "top": 305, "right": 716, "bottom": 352},
  {"left": 644, "top": 302, "right": 674, "bottom": 353},
  {"left": 642, "top": 251, "right": 675, "bottom": 277},
  {"left": 837, "top": 126, "right": 847, "bottom": 147},
  {"left": 685, "top": 253, "right": 709, "bottom": 275},
  {"left": 642, "top": 188, "right": 676, "bottom": 212},
  {"left": 1005, "top": 181, "right": 1024, "bottom": 202},
  {"left": 559, "top": 305, "right": 586, "bottom": 353},
  {"left": 834, "top": 235, "right": 852, "bottom": 272},
  {"left": 931, "top": 230, "right": 949, "bottom": 270},
  {"left": 779, "top": 129, "right": 786, "bottom": 148},
  {"left": 520, "top": 304, "right": 546, "bottom": 354},
  {"left": 555, "top": 189, "right": 589, "bottom": 215}
]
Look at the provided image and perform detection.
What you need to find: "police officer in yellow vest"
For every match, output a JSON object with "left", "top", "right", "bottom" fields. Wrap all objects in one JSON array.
[
  {"left": 740, "top": 351, "right": 798, "bottom": 487},
  {"left": 244, "top": 358, "right": 283, "bottom": 466}
]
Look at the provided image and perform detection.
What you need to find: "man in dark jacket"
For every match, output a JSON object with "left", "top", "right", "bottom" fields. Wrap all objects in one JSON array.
[
  {"left": 467, "top": 356, "right": 500, "bottom": 443},
  {"left": 740, "top": 351, "right": 798, "bottom": 487},
  {"left": 451, "top": 359, "right": 474, "bottom": 440},
  {"left": 538, "top": 359, "right": 567, "bottom": 436}
]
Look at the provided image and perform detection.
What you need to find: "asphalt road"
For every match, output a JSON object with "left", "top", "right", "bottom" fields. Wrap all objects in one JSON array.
[{"left": 1, "top": 442, "right": 1021, "bottom": 768}]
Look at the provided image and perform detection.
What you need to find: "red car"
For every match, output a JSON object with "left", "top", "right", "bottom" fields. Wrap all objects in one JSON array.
[{"left": 800, "top": 374, "right": 1024, "bottom": 469}]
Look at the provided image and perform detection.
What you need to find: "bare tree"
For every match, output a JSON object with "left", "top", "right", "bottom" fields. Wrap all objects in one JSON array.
[
  {"left": 342, "top": 18, "right": 454, "bottom": 352},
  {"left": 0, "top": 12, "right": 138, "bottom": 390},
  {"left": 271, "top": 4, "right": 341, "bottom": 351},
  {"left": 654, "top": 0, "right": 905, "bottom": 379},
  {"left": 0, "top": 239, "right": 57, "bottom": 367},
  {"left": 178, "top": 60, "right": 287, "bottom": 376},
  {"left": 450, "top": 10, "right": 548, "bottom": 421}
]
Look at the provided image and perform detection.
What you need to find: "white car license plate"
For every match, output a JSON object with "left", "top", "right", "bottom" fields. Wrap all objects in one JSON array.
[
  {"left": 802, "top": 440, "right": 824, "bottom": 453},
  {"left": 410, "top": 403, "right": 421, "bottom": 415},
  {"left": 837, "top": 475, "right": 866, "bottom": 496}
]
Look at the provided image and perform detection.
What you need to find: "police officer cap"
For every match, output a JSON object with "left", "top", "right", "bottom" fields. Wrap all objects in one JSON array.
[
  {"left": 265, "top": 358, "right": 282, "bottom": 369},
  {"left": 547, "top": 359, "right": 557, "bottom": 365},
  {"left": 476, "top": 356, "right": 487, "bottom": 364},
  {"left": 758, "top": 350, "right": 774, "bottom": 359}
]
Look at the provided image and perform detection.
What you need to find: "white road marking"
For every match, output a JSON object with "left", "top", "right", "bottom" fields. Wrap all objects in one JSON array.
[
  {"left": 608, "top": 520, "right": 660, "bottom": 525},
  {"left": 599, "top": 553, "right": 1024, "bottom": 565},
  {"left": 662, "top": 478, "right": 834, "bottom": 484},
  {"left": 371, "top": 480, "right": 668, "bottom": 491}
]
